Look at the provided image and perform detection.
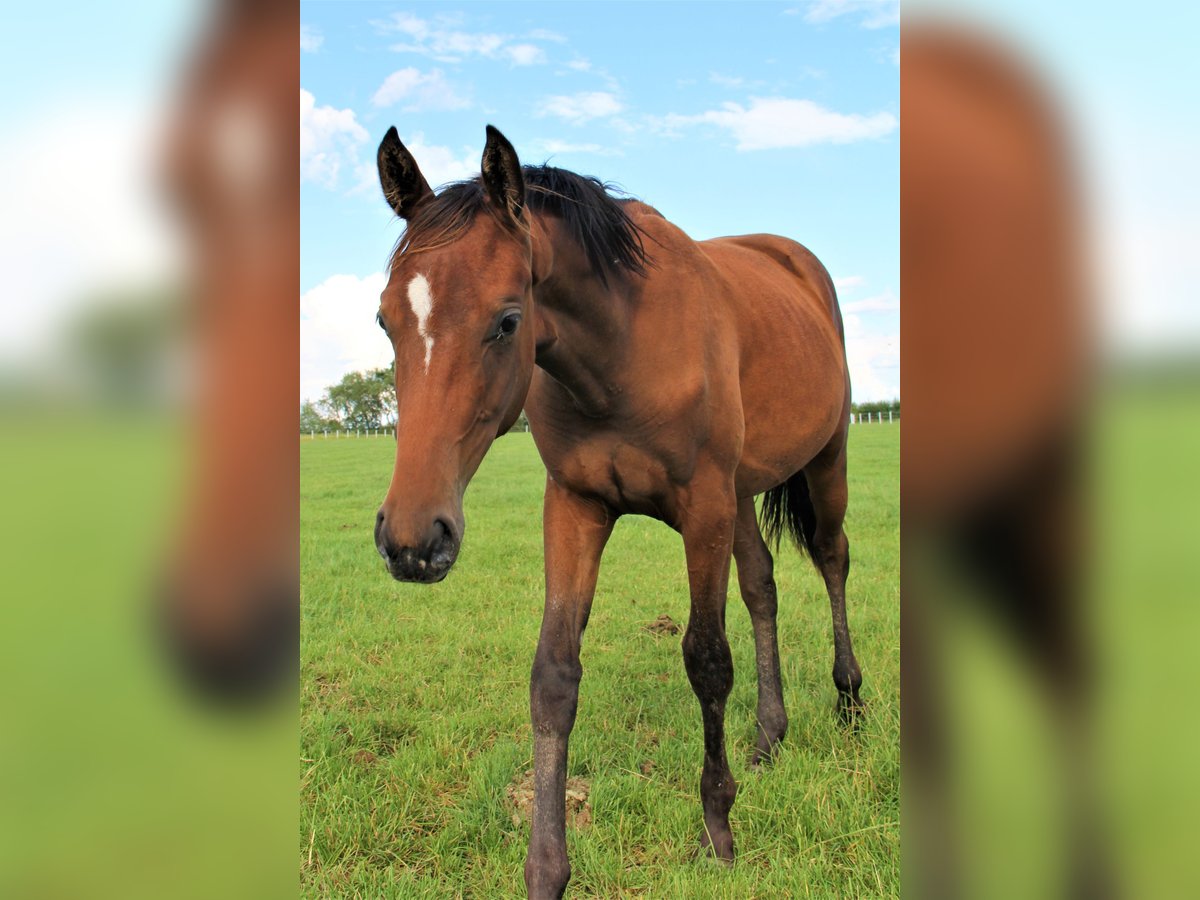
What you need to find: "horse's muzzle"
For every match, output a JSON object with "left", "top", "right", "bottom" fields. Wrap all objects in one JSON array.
[{"left": 375, "top": 510, "right": 459, "bottom": 583}]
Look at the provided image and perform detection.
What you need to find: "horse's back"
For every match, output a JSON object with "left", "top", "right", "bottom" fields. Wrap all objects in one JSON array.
[{"left": 702, "top": 233, "right": 841, "bottom": 327}]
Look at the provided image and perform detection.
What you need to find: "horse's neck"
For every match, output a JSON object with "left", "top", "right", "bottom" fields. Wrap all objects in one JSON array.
[{"left": 530, "top": 215, "right": 634, "bottom": 416}]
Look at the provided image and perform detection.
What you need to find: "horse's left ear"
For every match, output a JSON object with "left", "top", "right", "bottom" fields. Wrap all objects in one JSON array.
[
  {"left": 481, "top": 125, "right": 525, "bottom": 222},
  {"left": 378, "top": 126, "right": 433, "bottom": 220}
]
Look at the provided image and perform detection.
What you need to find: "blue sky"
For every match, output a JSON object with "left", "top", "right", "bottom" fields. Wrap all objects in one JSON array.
[{"left": 300, "top": 1, "right": 900, "bottom": 403}]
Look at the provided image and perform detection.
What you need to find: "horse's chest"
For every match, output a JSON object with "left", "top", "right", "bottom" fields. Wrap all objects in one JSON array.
[{"left": 545, "top": 438, "right": 679, "bottom": 522}]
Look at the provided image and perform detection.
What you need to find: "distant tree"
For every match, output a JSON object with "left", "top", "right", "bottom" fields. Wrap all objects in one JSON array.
[
  {"left": 68, "top": 286, "right": 183, "bottom": 408},
  {"left": 320, "top": 365, "right": 397, "bottom": 431},
  {"left": 300, "top": 400, "right": 338, "bottom": 433},
  {"left": 372, "top": 363, "right": 397, "bottom": 424}
]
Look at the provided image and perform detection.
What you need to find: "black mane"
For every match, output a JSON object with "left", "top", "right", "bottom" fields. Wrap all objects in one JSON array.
[{"left": 392, "top": 165, "right": 651, "bottom": 286}]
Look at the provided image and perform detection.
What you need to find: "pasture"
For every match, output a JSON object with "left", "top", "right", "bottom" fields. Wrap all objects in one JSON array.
[{"left": 301, "top": 425, "right": 899, "bottom": 897}]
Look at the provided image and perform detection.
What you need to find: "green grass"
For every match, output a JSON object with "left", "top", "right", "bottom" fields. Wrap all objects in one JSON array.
[{"left": 301, "top": 425, "right": 899, "bottom": 898}]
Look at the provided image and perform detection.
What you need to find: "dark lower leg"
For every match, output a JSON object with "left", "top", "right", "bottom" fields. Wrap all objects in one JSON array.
[
  {"left": 526, "top": 643, "right": 581, "bottom": 899},
  {"left": 816, "top": 527, "right": 863, "bottom": 719},
  {"left": 804, "top": 454, "right": 863, "bottom": 721},
  {"left": 682, "top": 622, "right": 737, "bottom": 860},
  {"left": 680, "top": 499, "right": 738, "bottom": 860},
  {"left": 734, "top": 499, "right": 787, "bottom": 764}
]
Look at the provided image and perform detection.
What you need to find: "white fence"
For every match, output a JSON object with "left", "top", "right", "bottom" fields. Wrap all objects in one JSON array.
[
  {"left": 305, "top": 427, "right": 396, "bottom": 439},
  {"left": 850, "top": 410, "right": 899, "bottom": 424}
]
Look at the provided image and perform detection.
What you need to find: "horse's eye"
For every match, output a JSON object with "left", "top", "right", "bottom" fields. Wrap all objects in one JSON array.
[
  {"left": 376, "top": 311, "right": 387, "bottom": 332},
  {"left": 494, "top": 311, "right": 521, "bottom": 342}
]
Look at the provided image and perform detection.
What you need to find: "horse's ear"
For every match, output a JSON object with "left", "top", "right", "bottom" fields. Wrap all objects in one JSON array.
[
  {"left": 377, "top": 126, "right": 432, "bottom": 220},
  {"left": 481, "top": 125, "right": 525, "bottom": 222}
]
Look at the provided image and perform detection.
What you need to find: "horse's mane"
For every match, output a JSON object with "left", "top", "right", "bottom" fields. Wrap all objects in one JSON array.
[{"left": 390, "top": 165, "right": 651, "bottom": 287}]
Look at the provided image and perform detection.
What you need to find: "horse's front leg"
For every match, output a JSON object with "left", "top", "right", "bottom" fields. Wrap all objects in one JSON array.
[
  {"left": 525, "top": 477, "right": 614, "bottom": 900},
  {"left": 679, "top": 482, "right": 739, "bottom": 861}
]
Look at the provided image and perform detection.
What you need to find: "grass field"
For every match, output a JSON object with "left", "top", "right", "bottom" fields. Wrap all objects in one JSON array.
[{"left": 301, "top": 424, "right": 900, "bottom": 898}]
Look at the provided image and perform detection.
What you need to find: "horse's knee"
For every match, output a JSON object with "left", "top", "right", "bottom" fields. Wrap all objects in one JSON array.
[
  {"left": 530, "top": 652, "right": 582, "bottom": 735},
  {"left": 682, "top": 627, "right": 733, "bottom": 700}
]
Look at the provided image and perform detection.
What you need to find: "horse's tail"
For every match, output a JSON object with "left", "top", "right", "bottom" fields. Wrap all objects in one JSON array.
[{"left": 758, "top": 470, "right": 818, "bottom": 558}]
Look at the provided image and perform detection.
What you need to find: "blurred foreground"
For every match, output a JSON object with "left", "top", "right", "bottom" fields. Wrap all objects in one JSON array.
[
  {"left": 903, "top": 9, "right": 1199, "bottom": 899},
  {"left": 1, "top": 1, "right": 297, "bottom": 896}
]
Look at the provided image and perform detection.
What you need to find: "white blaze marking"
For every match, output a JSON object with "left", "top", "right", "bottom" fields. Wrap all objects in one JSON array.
[{"left": 407, "top": 273, "right": 435, "bottom": 372}]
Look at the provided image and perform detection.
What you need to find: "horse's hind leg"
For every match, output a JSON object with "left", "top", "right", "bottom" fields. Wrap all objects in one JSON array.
[
  {"left": 679, "top": 474, "right": 740, "bottom": 862},
  {"left": 733, "top": 498, "right": 788, "bottom": 765},
  {"left": 804, "top": 443, "right": 864, "bottom": 720}
]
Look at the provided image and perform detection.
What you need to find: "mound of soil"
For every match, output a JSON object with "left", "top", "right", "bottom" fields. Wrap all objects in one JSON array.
[
  {"left": 506, "top": 769, "right": 592, "bottom": 830},
  {"left": 642, "top": 614, "right": 681, "bottom": 635}
]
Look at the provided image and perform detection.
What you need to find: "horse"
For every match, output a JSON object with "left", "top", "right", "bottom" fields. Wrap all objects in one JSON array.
[
  {"left": 902, "top": 23, "right": 1100, "bottom": 898},
  {"left": 159, "top": 0, "right": 299, "bottom": 700},
  {"left": 372, "top": 124, "right": 864, "bottom": 898}
]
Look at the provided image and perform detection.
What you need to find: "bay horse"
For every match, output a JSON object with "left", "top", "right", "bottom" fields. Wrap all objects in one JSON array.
[
  {"left": 373, "top": 125, "right": 863, "bottom": 898},
  {"left": 160, "top": 0, "right": 298, "bottom": 699}
]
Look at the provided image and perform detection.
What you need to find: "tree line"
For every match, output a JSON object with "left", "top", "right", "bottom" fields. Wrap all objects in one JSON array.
[
  {"left": 302, "top": 366, "right": 897, "bottom": 433},
  {"left": 851, "top": 398, "right": 900, "bottom": 416},
  {"left": 301, "top": 364, "right": 396, "bottom": 432}
]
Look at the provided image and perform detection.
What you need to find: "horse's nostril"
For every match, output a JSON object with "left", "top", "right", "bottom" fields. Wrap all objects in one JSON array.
[
  {"left": 433, "top": 518, "right": 454, "bottom": 545},
  {"left": 374, "top": 510, "right": 387, "bottom": 550}
]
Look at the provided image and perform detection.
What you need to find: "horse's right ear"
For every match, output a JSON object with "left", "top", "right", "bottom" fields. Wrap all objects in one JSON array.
[{"left": 377, "top": 126, "right": 432, "bottom": 220}]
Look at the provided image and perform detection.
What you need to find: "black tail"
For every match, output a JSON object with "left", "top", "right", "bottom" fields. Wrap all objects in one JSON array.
[{"left": 759, "top": 470, "right": 818, "bottom": 558}]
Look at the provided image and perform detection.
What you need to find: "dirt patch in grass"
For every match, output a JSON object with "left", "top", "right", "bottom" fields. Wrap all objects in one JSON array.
[
  {"left": 507, "top": 769, "right": 592, "bottom": 829},
  {"left": 351, "top": 749, "right": 378, "bottom": 766},
  {"left": 642, "top": 614, "right": 681, "bottom": 635}
]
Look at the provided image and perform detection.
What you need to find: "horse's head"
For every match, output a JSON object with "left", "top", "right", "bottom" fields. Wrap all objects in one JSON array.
[{"left": 373, "top": 126, "right": 535, "bottom": 583}]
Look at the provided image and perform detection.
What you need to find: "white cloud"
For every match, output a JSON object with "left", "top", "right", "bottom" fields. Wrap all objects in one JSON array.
[
  {"left": 299, "top": 89, "right": 368, "bottom": 188},
  {"left": 528, "top": 28, "right": 568, "bottom": 43},
  {"left": 0, "top": 103, "right": 182, "bottom": 365},
  {"left": 835, "top": 274, "right": 865, "bottom": 290},
  {"left": 398, "top": 134, "right": 478, "bottom": 188},
  {"left": 843, "top": 314, "right": 899, "bottom": 401},
  {"left": 842, "top": 289, "right": 899, "bottom": 314},
  {"left": 534, "top": 139, "right": 623, "bottom": 157},
  {"left": 799, "top": 1, "right": 899, "bottom": 29},
  {"left": 536, "top": 91, "right": 624, "bottom": 124},
  {"left": 300, "top": 25, "right": 323, "bottom": 53},
  {"left": 353, "top": 132, "right": 479, "bottom": 197},
  {"left": 665, "top": 96, "right": 896, "bottom": 150},
  {"left": 371, "top": 68, "right": 469, "bottom": 111},
  {"left": 709, "top": 73, "right": 746, "bottom": 88},
  {"left": 300, "top": 272, "right": 393, "bottom": 402},
  {"left": 505, "top": 43, "right": 546, "bottom": 66},
  {"left": 375, "top": 12, "right": 552, "bottom": 65}
]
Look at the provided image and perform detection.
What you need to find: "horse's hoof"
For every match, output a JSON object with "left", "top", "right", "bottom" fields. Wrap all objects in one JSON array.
[
  {"left": 749, "top": 743, "right": 781, "bottom": 770},
  {"left": 837, "top": 691, "right": 865, "bottom": 730},
  {"left": 695, "top": 830, "right": 735, "bottom": 865}
]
